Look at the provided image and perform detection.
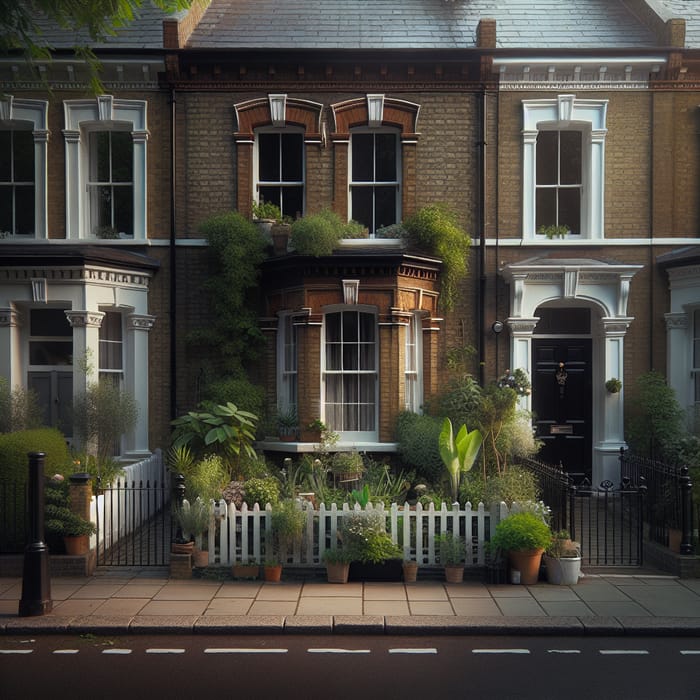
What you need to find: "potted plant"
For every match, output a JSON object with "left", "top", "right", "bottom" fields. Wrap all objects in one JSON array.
[
  {"left": 265, "top": 500, "right": 306, "bottom": 582},
  {"left": 276, "top": 406, "right": 298, "bottom": 441},
  {"left": 605, "top": 377, "right": 622, "bottom": 394},
  {"left": 173, "top": 498, "right": 211, "bottom": 565},
  {"left": 436, "top": 532, "right": 466, "bottom": 583},
  {"left": 341, "top": 510, "right": 403, "bottom": 581},
  {"left": 402, "top": 559, "right": 419, "bottom": 583},
  {"left": 322, "top": 546, "right": 354, "bottom": 583},
  {"left": 232, "top": 559, "right": 259, "bottom": 580},
  {"left": 490, "top": 511, "right": 552, "bottom": 585},
  {"left": 537, "top": 223, "right": 570, "bottom": 239},
  {"left": 45, "top": 481, "right": 96, "bottom": 555},
  {"left": 301, "top": 418, "right": 327, "bottom": 443},
  {"left": 544, "top": 529, "right": 582, "bottom": 585},
  {"left": 329, "top": 451, "right": 365, "bottom": 484}
]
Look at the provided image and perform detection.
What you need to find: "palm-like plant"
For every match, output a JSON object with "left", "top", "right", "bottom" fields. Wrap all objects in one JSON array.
[{"left": 438, "top": 417, "right": 483, "bottom": 503}]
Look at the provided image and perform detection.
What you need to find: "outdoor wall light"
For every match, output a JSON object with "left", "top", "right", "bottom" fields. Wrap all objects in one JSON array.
[{"left": 491, "top": 320, "right": 504, "bottom": 334}]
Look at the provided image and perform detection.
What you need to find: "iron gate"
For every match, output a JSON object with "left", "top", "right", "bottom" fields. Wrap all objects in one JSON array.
[
  {"left": 568, "top": 478, "right": 646, "bottom": 567},
  {"left": 96, "top": 478, "right": 173, "bottom": 566}
]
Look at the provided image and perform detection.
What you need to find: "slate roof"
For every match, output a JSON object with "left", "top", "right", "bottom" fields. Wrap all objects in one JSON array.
[
  {"left": 17, "top": 0, "right": 666, "bottom": 53},
  {"left": 186, "top": 0, "right": 658, "bottom": 51},
  {"left": 648, "top": 0, "right": 700, "bottom": 47}
]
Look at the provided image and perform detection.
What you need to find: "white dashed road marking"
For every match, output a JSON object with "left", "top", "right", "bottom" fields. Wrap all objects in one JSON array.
[
  {"left": 102, "top": 649, "right": 132, "bottom": 655},
  {"left": 472, "top": 649, "right": 530, "bottom": 655},
  {"left": 388, "top": 648, "right": 438, "bottom": 655},
  {"left": 599, "top": 650, "right": 649, "bottom": 655},
  {"left": 308, "top": 648, "right": 371, "bottom": 654},
  {"left": 0, "top": 650, "right": 33, "bottom": 654},
  {"left": 53, "top": 650, "right": 80, "bottom": 655},
  {"left": 204, "top": 648, "right": 288, "bottom": 654},
  {"left": 680, "top": 650, "right": 700, "bottom": 655},
  {"left": 146, "top": 648, "right": 186, "bottom": 654},
  {"left": 547, "top": 649, "right": 582, "bottom": 654}
]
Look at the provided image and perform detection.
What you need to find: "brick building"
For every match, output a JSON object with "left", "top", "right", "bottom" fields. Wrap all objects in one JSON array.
[{"left": 1, "top": 0, "right": 699, "bottom": 485}]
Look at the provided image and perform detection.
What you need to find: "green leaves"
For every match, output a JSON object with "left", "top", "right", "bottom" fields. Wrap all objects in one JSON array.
[{"left": 439, "top": 417, "right": 483, "bottom": 503}]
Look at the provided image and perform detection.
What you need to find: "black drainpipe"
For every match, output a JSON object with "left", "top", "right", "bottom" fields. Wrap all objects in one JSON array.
[
  {"left": 169, "top": 86, "right": 178, "bottom": 420},
  {"left": 478, "top": 85, "right": 487, "bottom": 387}
]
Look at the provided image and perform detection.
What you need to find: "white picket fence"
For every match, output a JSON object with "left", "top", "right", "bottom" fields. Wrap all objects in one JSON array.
[
  {"left": 90, "top": 449, "right": 168, "bottom": 552},
  {"left": 192, "top": 499, "right": 511, "bottom": 568}
]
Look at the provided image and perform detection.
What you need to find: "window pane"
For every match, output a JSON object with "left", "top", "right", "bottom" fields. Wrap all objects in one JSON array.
[
  {"left": 0, "top": 131, "right": 10, "bottom": 181},
  {"left": 90, "top": 132, "right": 111, "bottom": 182},
  {"left": 114, "top": 185, "right": 133, "bottom": 236},
  {"left": 535, "top": 188, "right": 556, "bottom": 228},
  {"left": 359, "top": 343, "right": 375, "bottom": 370},
  {"left": 282, "top": 186, "right": 303, "bottom": 220},
  {"left": 359, "top": 375, "right": 375, "bottom": 403},
  {"left": 281, "top": 133, "right": 303, "bottom": 181},
  {"left": 326, "top": 343, "right": 341, "bottom": 370},
  {"left": 259, "top": 186, "right": 281, "bottom": 209},
  {"left": 375, "top": 133, "right": 396, "bottom": 181},
  {"left": 0, "top": 187, "right": 11, "bottom": 230},
  {"left": 359, "top": 312, "right": 374, "bottom": 341},
  {"left": 15, "top": 185, "right": 35, "bottom": 235},
  {"left": 343, "top": 311, "right": 358, "bottom": 342},
  {"left": 374, "top": 186, "right": 396, "bottom": 230},
  {"left": 558, "top": 188, "right": 580, "bottom": 233},
  {"left": 111, "top": 132, "right": 132, "bottom": 183},
  {"left": 351, "top": 187, "right": 373, "bottom": 231},
  {"left": 343, "top": 345, "right": 358, "bottom": 370},
  {"left": 536, "top": 131, "right": 557, "bottom": 185},
  {"left": 101, "top": 312, "right": 122, "bottom": 341},
  {"left": 89, "top": 185, "right": 112, "bottom": 232},
  {"left": 259, "top": 133, "right": 280, "bottom": 181},
  {"left": 99, "top": 341, "right": 122, "bottom": 370},
  {"left": 325, "top": 312, "right": 341, "bottom": 342},
  {"left": 559, "top": 131, "right": 581, "bottom": 185},
  {"left": 29, "top": 341, "right": 73, "bottom": 365},
  {"left": 30, "top": 309, "right": 71, "bottom": 336},
  {"left": 352, "top": 134, "right": 373, "bottom": 181},
  {"left": 13, "top": 131, "right": 35, "bottom": 182}
]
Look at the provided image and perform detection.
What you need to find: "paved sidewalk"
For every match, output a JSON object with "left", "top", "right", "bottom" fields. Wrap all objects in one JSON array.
[{"left": 2, "top": 569, "right": 700, "bottom": 637}]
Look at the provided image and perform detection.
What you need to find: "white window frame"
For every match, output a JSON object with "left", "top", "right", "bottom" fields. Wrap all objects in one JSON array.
[
  {"left": 99, "top": 309, "right": 124, "bottom": 384},
  {"left": 404, "top": 312, "right": 423, "bottom": 413},
  {"left": 349, "top": 127, "right": 401, "bottom": 236},
  {"left": 522, "top": 95, "right": 607, "bottom": 241},
  {"left": 693, "top": 308, "right": 700, "bottom": 407},
  {"left": 63, "top": 95, "right": 148, "bottom": 240},
  {"left": 321, "top": 305, "right": 378, "bottom": 441},
  {"left": 0, "top": 96, "right": 49, "bottom": 239},
  {"left": 253, "top": 126, "right": 305, "bottom": 219},
  {"left": 277, "top": 312, "right": 298, "bottom": 415}
]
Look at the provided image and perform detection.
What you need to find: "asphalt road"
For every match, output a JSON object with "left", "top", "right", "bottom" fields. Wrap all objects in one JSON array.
[{"left": 1, "top": 634, "right": 698, "bottom": 700}]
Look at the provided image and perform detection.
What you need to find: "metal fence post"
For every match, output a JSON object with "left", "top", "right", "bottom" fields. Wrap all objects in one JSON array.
[
  {"left": 19, "top": 452, "right": 52, "bottom": 616},
  {"left": 679, "top": 466, "right": 694, "bottom": 555},
  {"left": 173, "top": 473, "right": 185, "bottom": 541}
]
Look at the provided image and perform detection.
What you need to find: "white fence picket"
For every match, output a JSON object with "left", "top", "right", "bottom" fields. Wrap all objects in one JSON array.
[{"left": 202, "top": 498, "right": 506, "bottom": 567}]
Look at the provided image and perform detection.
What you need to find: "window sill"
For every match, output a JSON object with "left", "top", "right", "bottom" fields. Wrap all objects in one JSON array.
[{"left": 256, "top": 439, "right": 399, "bottom": 453}]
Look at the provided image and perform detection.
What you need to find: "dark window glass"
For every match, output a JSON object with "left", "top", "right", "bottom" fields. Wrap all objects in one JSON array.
[
  {"left": 558, "top": 189, "right": 580, "bottom": 234},
  {"left": 536, "top": 131, "right": 557, "bottom": 185},
  {"left": 114, "top": 186, "right": 133, "bottom": 236},
  {"left": 281, "top": 133, "right": 303, "bottom": 181},
  {"left": 15, "top": 186, "right": 35, "bottom": 235},
  {"left": 375, "top": 133, "right": 396, "bottom": 181},
  {"left": 111, "top": 132, "right": 133, "bottom": 182},
  {"left": 351, "top": 187, "right": 373, "bottom": 231},
  {"left": 374, "top": 186, "right": 396, "bottom": 231},
  {"left": 30, "top": 309, "right": 71, "bottom": 336},
  {"left": 0, "top": 187, "right": 11, "bottom": 230},
  {"left": 535, "top": 189, "right": 556, "bottom": 229},
  {"left": 14, "top": 131, "right": 34, "bottom": 182},
  {"left": 259, "top": 133, "right": 280, "bottom": 181},
  {"left": 560, "top": 131, "right": 582, "bottom": 185},
  {"left": 534, "top": 307, "right": 590, "bottom": 334},
  {"left": 0, "top": 131, "right": 10, "bottom": 181},
  {"left": 351, "top": 134, "right": 374, "bottom": 181}
]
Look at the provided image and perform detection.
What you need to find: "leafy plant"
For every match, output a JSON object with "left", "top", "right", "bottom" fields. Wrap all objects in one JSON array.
[
  {"left": 546, "top": 530, "right": 580, "bottom": 558},
  {"left": 322, "top": 546, "right": 354, "bottom": 564},
  {"left": 173, "top": 498, "right": 211, "bottom": 541},
  {"left": 340, "top": 509, "right": 402, "bottom": 564},
  {"left": 45, "top": 481, "right": 96, "bottom": 538},
  {"left": 170, "top": 401, "right": 258, "bottom": 476},
  {"left": 483, "top": 466, "right": 540, "bottom": 507},
  {"left": 0, "top": 377, "right": 43, "bottom": 433},
  {"left": 396, "top": 411, "right": 443, "bottom": 483},
  {"left": 605, "top": 377, "right": 622, "bottom": 394},
  {"left": 290, "top": 210, "right": 343, "bottom": 256},
  {"left": 269, "top": 500, "right": 306, "bottom": 562},
  {"left": 350, "top": 484, "right": 371, "bottom": 507},
  {"left": 252, "top": 200, "right": 282, "bottom": 221},
  {"left": 244, "top": 476, "right": 280, "bottom": 508},
  {"left": 330, "top": 451, "right": 365, "bottom": 478},
  {"left": 438, "top": 418, "right": 483, "bottom": 503},
  {"left": 436, "top": 532, "right": 465, "bottom": 565},
  {"left": 537, "top": 224, "right": 569, "bottom": 239},
  {"left": 401, "top": 204, "right": 471, "bottom": 310},
  {"left": 490, "top": 511, "right": 552, "bottom": 552}
]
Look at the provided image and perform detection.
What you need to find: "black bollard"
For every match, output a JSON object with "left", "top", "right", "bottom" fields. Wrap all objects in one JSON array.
[{"left": 19, "top": 452, "right": 53, "bottom": 616}]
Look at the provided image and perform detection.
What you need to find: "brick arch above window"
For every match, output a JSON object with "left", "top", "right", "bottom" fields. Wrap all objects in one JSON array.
[
  {"left": 233, "top": 96, "right": 323, "bottom": 142},
  {"left": 330, "top": 96, "right": 420, "bottom": 140}
]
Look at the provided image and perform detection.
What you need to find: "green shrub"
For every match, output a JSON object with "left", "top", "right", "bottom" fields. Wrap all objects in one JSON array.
[
  {"left": 436, "top": 532, "right": 465, "bottom": 565},
  {"left": 340, "top": 510, "right": 401, "bottom": 564},
  {"left": 484, "top": 466, "right": 540, "bottom": 507},
  {"left": 396, "top": 411, "right": 443, "bottom": 483},
  {"left": 0, "top": 377, "right": 43, "bottom": 433},
  {"left": 290, "top": 210, "right": 342, "bottom": 256},
  {"left": 45, "top": 480, "right": 96, "bottom": 537},
  {"left": 491, "top": 511, "right": 551, "bottom": 552},
  {"left": 0, "top": 428, "right": 71, "bottom": 482},
  {"left": 459, "top": 472, "right": 487, "bottom": 506},
  {"left": 244, "top": 476, "right": 280, "bottom": 507},
  {"left": 187, "top": 454, "right": 229, "bottom": 501},
  {"left": 401, "top": 204, "right": 471, "bottom": 310}
]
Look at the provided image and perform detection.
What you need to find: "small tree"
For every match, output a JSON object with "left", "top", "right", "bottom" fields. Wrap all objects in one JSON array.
[{"left": 0, "top": 377, "right": 43, "bottom": 433}]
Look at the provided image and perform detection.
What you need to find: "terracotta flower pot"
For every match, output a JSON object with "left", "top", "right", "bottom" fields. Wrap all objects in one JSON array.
[
  {"left": 264, "top": 564, "right": 283, "bottom": 582},
  {"left": 171, "top": 541, "right": 194, "bottom": 555},
  {"left": 507, "top": 548, "right": 544, "bottom": 585},
  {"left": 63, "top": 535, "right": 89, "bottom": 555},
  {"left": 402, "top": 561, "right": 419, "bottom": 583},
  {"left": 193, "top": 548, "right": 209, "bottom": 568},
  {"left": 232, "top": 563, "right": 259, "bottom": 580},
  {"left": 325, "top": 562, "right": 350, "bottom": 584},
  {"left": 444, "top": 564, "right": 464, "bottom": 584}
]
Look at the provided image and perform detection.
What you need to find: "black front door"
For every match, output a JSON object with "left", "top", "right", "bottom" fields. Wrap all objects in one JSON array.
[{"left": 532, "top": 339, "right": 592, "bottom": 476}]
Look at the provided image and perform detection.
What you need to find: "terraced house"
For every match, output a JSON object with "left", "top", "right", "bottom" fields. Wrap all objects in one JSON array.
[{"left": 1, "top": 0, "right": 700, "bottom": 488}]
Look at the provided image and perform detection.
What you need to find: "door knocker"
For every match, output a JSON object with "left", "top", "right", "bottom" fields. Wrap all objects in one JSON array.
[{"left": 555, "top": 361, "right": 568, "bottom": 397}]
